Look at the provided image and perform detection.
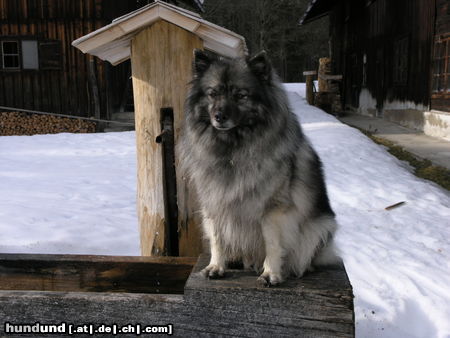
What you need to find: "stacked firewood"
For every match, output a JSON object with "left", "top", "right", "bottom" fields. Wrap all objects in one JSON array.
[{"left": 0, "top": 112, "right": 96, "bottom": 136}]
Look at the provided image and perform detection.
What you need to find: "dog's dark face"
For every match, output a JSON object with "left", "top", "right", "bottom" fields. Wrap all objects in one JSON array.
[{"left": 189, "top": 50, "right": 273, "bottom": 132}]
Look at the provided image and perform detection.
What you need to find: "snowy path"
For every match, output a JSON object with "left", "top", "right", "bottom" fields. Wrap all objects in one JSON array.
[{"left": 1, "top": 85, "right": 450, "bottom": 338}]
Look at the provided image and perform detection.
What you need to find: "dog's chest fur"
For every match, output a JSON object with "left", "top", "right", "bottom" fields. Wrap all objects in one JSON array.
[
  {"left": 187, "top": 134, "right": 291, "bottom": 262},
  {"left": 192, "top": 137, "right": 285, "bottom": 214}
]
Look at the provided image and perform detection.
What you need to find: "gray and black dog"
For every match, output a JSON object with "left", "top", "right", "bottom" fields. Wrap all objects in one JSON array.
[{"left": 179, "top": 50, "right": 338, "bottom": 286}]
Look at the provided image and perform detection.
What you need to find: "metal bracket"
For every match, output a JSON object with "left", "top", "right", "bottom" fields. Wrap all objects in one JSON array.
[{"left": 157, "top": 107, "right": 179, "bottom": 256}]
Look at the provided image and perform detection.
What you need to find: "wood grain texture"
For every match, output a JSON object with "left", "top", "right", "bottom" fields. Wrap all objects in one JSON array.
[
  {"left": 0, "top": 1, "right": 143, "bottom": 117},
  {"left": 0, "top": 253, "right": 196, "bottom": 294},
  {"left": 131, "top": 20, "right": 203, "bottom": 257},
  {"left": 184, "top": 254, "right": 355, "bottom": 337},
  {"left": 0, "top": 253, "right": 354, "bottom": 337}
]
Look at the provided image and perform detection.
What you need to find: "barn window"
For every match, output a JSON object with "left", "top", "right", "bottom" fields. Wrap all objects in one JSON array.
[
  {"left": 21, "top": 40, "right": 39, "bottom": 70},
  {"left": 393, "top": 37, "right": 409, "bottom": 85},
  {"left": 39, "top": 41, "right": 62, "bottom": 70},
  {"left": 1, "top": 41, "right": 20, "bottom": 69},
  {"left": 432, "top": 35, "right": 450, "bottom": 93},
  {"left": 0, "top": 39, "right": 61, "bottom": 71}
]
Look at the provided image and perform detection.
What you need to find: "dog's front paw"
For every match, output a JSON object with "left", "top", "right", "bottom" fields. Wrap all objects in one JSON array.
[
  {"left": 256, "top": 271, "right": 283, "bottom": 287},
  {"left": 200, "top": 264, "right": 225, "bottom": 279}
]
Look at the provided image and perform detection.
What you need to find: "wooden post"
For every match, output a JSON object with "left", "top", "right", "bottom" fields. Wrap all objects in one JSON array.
[
  {"left": 303, "top": 70, "right": 317, "bottom": 105},
  {"left": 88, "top": 56, "right": 101, "bottom": 120},
  {"left": 104, "top": 62, "right": 113, "bottom": 121},
  {"left": 131, "top": 20, "right": 203, "bottom": 257},
  {"left": 318, "top": 57, "right": 332, "bottom": 92}
]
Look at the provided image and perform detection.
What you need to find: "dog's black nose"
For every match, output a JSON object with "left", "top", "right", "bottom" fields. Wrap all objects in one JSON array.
[{"left": 214, "top": 112, "right": 228, "bottom": 123}]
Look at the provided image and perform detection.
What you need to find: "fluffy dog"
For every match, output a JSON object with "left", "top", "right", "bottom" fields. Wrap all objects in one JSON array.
[{"left": 179, "top": 50, "right": 338, "bottom": 286}]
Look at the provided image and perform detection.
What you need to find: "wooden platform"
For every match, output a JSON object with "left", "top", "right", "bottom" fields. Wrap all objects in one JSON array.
[{"left": 0, "top": 253, "right": 354, "bottom": 337}]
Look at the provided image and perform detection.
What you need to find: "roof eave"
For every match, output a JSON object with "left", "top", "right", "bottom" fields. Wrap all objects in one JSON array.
[{"left": 72, "top": 1, "right": 247, "bottom": 65}]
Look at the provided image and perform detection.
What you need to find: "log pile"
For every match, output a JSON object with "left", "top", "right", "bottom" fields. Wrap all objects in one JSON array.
[
  {"left": 315, "top": 57, "right": 343, "bottom": 116},
  {"left": 0, "top": 112, "right": 96, "bottom": 136}
]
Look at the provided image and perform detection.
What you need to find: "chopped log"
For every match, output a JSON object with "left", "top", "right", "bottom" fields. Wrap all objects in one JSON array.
[{"left": 0, "top": 112, "right": 96, "bottom": 136}]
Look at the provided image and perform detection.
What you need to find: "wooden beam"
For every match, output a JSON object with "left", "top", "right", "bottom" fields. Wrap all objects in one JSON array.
[
  {"left": 0, "top": 254, "right": 355, "bottom": 336},
  {"left": 0, "top": 254, "right": 196, "bottom": 294},
  {"left": 184, "top": 254, "right": 355, "bottom": 336},
  {"left": 131, "top": 20, "right": 203, "bottom": 257},
  {"left": 303, "top": 70, "right": 317, "bottom": 76},
  {"left": 319, "top": 74, "right": 343, "bottom": 81}
]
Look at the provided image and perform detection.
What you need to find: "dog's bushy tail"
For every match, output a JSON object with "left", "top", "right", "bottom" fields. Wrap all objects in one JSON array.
[
  {"left": 311, "top": 216, "right": 341, "bottom": 267},
  {"left": 313, "top": 238, "right": 342, "bottom": 266}
]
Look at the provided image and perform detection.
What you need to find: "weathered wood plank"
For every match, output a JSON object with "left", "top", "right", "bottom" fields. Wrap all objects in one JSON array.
[
  {"left": 0, "top": 290, "right": 338, "bottom": 337},
  {"left": 0, "top": 253, "right": 196, "bottom": 294},
  {"left": 184, "top": 254, "right": 355, "bottom": 337},
  {"left": 0, "top": 253, "right": 354, "bottom": 337}
]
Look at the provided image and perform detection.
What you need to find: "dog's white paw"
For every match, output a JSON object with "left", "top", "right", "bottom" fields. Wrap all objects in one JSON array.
[
  {"left": 256, "top": 271, "right": 283, "bottom": 287},
  {"left": 200, "top": 264, "right": 225, "bottom": 279}
]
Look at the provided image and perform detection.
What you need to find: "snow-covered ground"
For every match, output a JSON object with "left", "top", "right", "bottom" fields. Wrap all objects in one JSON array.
[
  {"left": 1, "top": 84, "right": 450, "bottom": 338},
  {"left": 0, "top": 132, "right": 139, "bottom": 255}
]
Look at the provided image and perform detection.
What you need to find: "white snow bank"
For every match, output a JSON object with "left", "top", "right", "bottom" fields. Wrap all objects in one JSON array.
[{"left": 0, "top": 85, "right": 449, "bottom": 338}]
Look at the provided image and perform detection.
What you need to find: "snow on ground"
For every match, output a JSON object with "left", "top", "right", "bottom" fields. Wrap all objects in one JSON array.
[
  {"left": 1, "top": 83, "right": 450, "bottom": 338},
  {"left": 0, "top": 132, "right": 139, "bottom": 255}
]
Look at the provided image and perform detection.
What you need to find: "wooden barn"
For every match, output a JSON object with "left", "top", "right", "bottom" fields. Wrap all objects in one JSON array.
[
  {"left": 301, "top": 0, "right": 450, "bottom": 140},
  {"left": 0, "top": 0, "right": 203, "bottom": 121}
]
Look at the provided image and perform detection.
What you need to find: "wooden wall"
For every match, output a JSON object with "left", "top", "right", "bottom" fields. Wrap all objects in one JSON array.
[
  {"left": 431, "top": 0, "right": 450, "bottom": 111},
  {"left": 0, "top": 0, "right": 138, "bottom": 117},
  {"left": 330, "top": 0, "right": 436, "bottom": 113},
  {"left": 435, "top": 0, "right": 450, "bottom": 35}
]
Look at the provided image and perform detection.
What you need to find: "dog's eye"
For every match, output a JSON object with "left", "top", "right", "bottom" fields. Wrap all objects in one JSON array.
[
  {"left": 236, "top": 93, "right": 248, "bottom": 100},
  {"left": 208, "top": 90, "right": 218, "bottom": 98}
]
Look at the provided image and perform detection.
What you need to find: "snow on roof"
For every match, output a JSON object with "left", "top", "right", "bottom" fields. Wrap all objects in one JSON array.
[{"left": 72, "top": 0, "right": 247, "bottom": 66}]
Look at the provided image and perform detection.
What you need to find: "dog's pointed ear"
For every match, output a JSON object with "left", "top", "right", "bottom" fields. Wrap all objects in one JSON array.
[
  {"left": 193, "top": 49, "right": 212, "bottom": 77},
  {"left": 248, "top": 51, "right": 271, "bottom": 82}
]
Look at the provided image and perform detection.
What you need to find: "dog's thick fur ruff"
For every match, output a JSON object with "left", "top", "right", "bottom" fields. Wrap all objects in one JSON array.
[{"left": 179, "top": 50, "right": 338, "bottom": 286}]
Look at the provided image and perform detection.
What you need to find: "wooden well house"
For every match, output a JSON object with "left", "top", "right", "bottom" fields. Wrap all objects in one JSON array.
[
  {"left": 0, "top": 2, "right": 354, "bottom": 336},
  {"left": 72, "top": 0, "right": 247, "bottom": 259}
]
